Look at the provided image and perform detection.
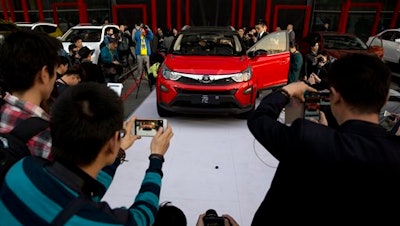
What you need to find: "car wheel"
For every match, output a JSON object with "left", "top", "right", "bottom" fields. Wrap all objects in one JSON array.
[{"left": 157, "top": 103, "right": 172, "bottom": 117}]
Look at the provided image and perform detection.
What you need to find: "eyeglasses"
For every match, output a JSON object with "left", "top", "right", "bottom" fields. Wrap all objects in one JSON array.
[{"left": 118, "top": 129, "right": 126, "bottom": 139}]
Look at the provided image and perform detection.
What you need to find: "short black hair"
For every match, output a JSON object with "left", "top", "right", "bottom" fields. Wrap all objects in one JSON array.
[
  {"left": 153, "top": 202, "right": 187, "bottom": 226},
  {"left": 51, "top": 82, "right": 124, "bottom": 166},
  {"left": 327, "top": 53, "right": 391, "bottom": 113},
  {"left": 68, "top": 43, "right": 77, "bottom": 51},
  {"left": 257, "top": 18, "right": 266, "bottom": 26},
  {"left": 63, "top": 64, "right": 84, "bottom": 80},
  {"left": 59, "top": 56, "right": 70, "bottom": 66},
  {"left": 72, "top": 36, "right": 82, "bottom": 43},
  {"left": 0, "top": 30, "right": 61, "bottom": 92},
  {"left": 289, "top": 41, "right": 298, "bottom": 49}
]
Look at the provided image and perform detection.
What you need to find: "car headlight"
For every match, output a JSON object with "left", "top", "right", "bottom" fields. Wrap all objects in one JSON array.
[
  {"left": 231, "top": 67, "right": 252, "bottom": 82},
  {"left": 161, "top": 64, "right": 181, "bottom": 81}
]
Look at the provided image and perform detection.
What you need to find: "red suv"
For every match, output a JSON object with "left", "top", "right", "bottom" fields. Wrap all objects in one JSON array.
[{"left": 156, "top": 26, "right": 290, "bottom": 117}]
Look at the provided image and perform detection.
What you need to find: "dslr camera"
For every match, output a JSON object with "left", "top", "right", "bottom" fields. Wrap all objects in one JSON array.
[
  {"left": 203, "top": 209, "right": 225, "bottom": 226},
  {"left": 316, "top": 55, "right": 325, "bottom": 63},
  {"left": 140, "top": 24, "right": 149, "bottom": 35}
]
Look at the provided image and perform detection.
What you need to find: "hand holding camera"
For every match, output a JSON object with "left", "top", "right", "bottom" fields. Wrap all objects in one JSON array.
[{"left": 196, "top": 209, "right": 239, "bottom": 226}]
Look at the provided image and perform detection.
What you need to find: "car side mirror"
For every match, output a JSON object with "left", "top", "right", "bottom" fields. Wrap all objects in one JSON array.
[
  {"left": 247, "top": 51, "right": 256, "bottom": 58},
  {"left": 247, "top": 49, "right": 268, "bottom": 58}
]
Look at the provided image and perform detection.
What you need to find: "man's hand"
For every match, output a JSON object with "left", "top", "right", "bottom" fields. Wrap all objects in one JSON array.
[
  {"left": 307, "top": 73, "right": 321, "bottom": 85},
  {"left": 222, "top": 214, "right": 240, "bottom": 226},
  {"left": 196, "top": 213, "right": 240, "bottom": 226},
  {"left": 282, "top": 81, "right": 317, "bottom": 102},
  {"left": 150, "top": 124, "right": 173, "bottom": 156},
  {"left": 120, "top": 116, "right": 141, "bottom": 151},
  {"left": 306, "top": 111, "right": 328, "bottom": 126},
  {"left": 195, "top": 213, "right": 206, "bottom": 226}
]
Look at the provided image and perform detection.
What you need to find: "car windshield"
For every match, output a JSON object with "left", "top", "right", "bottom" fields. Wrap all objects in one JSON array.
[
  {"left": 16, "top": 25, "right": 32, "bottom": 32},
  {"left": 61, "top": 28, "right": 101, "bottom": 42},
  {"left": 172, "top": 33, "right": 244, "bottom": 56},
  {"left": 323, "top": 35, "right": 368, "bottom": 50},
  {"left": 0, "top": 23, "right": 17, "bottom": 31}
]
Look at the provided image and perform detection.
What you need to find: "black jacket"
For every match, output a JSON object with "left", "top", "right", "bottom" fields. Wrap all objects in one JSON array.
[
  {"left": 248, "top": 91, "right": 400, "bottom": 225},
  {"left": 80, "top": 60, "right": 106, "bottom": 84}
]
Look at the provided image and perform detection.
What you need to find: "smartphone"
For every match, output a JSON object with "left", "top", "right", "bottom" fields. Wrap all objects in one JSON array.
[
  {"left": 304, "top": 89, "right": 331, "bottom": 121},
  {"left": 134, "top": 119, "right": 167, "bottom": 137},
  {"left": 304, "top": 92, "right": 321, "bottom": 121}
]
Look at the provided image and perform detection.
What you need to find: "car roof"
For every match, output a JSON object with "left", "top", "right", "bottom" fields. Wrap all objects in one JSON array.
[
  {"left": 181, "top": 26, "right": 236, "bottom": 34},
  {"left": 311, "top": 31, "right": 358, "bottom": 37},
  {"left": 15, "top": 22, "right": 58, "bottom": 27},
  {"left": 69, "top": 24, "right": 119, "bottom": 29},
  {"left": 0, "top": 23, "right": 17, "bottom": 31},
  {"left": 377, "top": 28, "right": 400, "bottom": 33}
]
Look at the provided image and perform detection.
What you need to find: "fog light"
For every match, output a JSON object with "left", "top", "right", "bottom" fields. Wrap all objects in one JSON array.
[
  {"left": 243, "top": 86, "right": 253, "bottom": 95},
  {"left": 160, "top": 84, "right": 169, "bottom": 92}
]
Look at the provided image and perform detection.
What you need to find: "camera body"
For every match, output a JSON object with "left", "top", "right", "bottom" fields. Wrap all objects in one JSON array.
[
  {"left": 316, "top": 56, "right": 325, "bottom": 63},
  {"left": 140, "top": 24, "right": 150, "bottom": 35},
  {"left": 203, "top": 209, "right": 225, "bottom": 226}
]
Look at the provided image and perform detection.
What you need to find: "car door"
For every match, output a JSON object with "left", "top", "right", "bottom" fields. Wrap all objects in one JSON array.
[
  {"left": 247, "top": 30, "right": 290, "bottom": 90},
  {"left": 392, "top": 31, "right": 400, "bottom": 64},
  {"left": 380, "top": 30, "right": 396, "bottom": 63}
]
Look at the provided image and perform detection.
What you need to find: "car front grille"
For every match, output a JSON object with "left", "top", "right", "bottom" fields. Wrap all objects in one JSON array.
[
  {"left": 175, "top": 89, "right": 236, "bottom": 95},
  {"left": 177, "top": 76, "right": 236, "bottom": 85}
]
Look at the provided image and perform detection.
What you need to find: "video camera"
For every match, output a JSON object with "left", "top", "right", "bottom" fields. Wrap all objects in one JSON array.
[{"left": 203, "top": 209, "right": 225, "bottom": 226}]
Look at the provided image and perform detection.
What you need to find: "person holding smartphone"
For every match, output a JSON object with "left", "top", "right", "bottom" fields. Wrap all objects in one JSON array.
[
  {"left": 0, "top": 83, "right": 174, "bottom": 226},
  {"left": 247, "top": 53, "right": 400, "bottom": 225}
]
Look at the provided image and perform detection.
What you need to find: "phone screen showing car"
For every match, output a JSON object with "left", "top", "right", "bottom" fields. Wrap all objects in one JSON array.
[
  {"left": 304, "top": 92, "right": 321, "bottom": 121},
  {"left": 134, "top": 119, "right": 166, "bottom": 137},
  {"left": 304, "top": 90, "right": 330, "bottom": 121}
]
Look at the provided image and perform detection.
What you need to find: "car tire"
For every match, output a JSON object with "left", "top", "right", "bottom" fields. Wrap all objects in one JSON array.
[{"left": 157, "top": 104, "right": 172, "bottom": 117}]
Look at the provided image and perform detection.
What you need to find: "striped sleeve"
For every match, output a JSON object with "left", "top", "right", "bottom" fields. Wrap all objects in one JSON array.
[
  {"left": 96, "top": 159, "right": 120, "bottom": 195},
  {"left": 127, "top": 158, "right": 163, "bottom": 226}
]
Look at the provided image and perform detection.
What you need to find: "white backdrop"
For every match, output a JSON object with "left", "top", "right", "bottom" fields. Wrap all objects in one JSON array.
[{"left": 102, "top": 91, "right": 278, "bottom": 226}]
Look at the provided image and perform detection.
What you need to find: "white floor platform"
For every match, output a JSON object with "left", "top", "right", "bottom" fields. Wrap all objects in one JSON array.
[{"left": 102, "top": 91, "right": 279, "bottom": 226}]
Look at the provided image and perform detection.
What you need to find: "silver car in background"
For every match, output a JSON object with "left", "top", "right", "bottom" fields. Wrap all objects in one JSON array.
[{"left": 367, "top": 28, "right": 400, "bottom": 65}]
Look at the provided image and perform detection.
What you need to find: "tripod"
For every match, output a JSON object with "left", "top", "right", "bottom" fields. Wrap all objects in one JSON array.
[{"left": 134, "top": 60, "right": 152, "bottom": 99}]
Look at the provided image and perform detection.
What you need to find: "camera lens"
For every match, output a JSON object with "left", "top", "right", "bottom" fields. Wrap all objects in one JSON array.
[{"left": 205, "top": 209, "right": 218, "bottom": 217}]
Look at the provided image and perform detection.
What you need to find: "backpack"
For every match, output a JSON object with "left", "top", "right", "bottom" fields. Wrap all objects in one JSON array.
[
  {"left": 0, "top": 117, "right": 48, "bottom": 184},
  {"left": 118, "top": 34, "right": 131, "bottom": 52}
]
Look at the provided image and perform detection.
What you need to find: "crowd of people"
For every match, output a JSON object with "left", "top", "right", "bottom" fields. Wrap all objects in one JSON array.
[
  {"left": 1, "top": 19, "right": 400, "bottom": 226},
  {"left": 63, "top": 21, "right": 177, "bottom": 88}
]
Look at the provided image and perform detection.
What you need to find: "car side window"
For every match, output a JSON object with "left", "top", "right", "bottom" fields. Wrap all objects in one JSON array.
[
  {"left": 381, "top": 31, "right": 395, "bottom": 41},
  {"left": 393, "top": 32, "right": 400, "bottom": 42},
  {"left": 41, "top": 25, "right": 57, "bottom": 34},
  {"left": 248, "top": 31, "right": 288, "bottom": 55}
]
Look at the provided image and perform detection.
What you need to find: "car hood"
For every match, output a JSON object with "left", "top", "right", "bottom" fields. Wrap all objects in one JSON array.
[
  {"left": 164, "top": 55, "right": 249, "bottom": 74},
  {"left": 326, "top": 48, "right": 382, "bottom": 59}
]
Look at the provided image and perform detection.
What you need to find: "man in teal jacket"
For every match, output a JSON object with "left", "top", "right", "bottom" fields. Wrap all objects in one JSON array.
[{"left": 0, "top": 83, "right": 174, "bottom": 226}]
